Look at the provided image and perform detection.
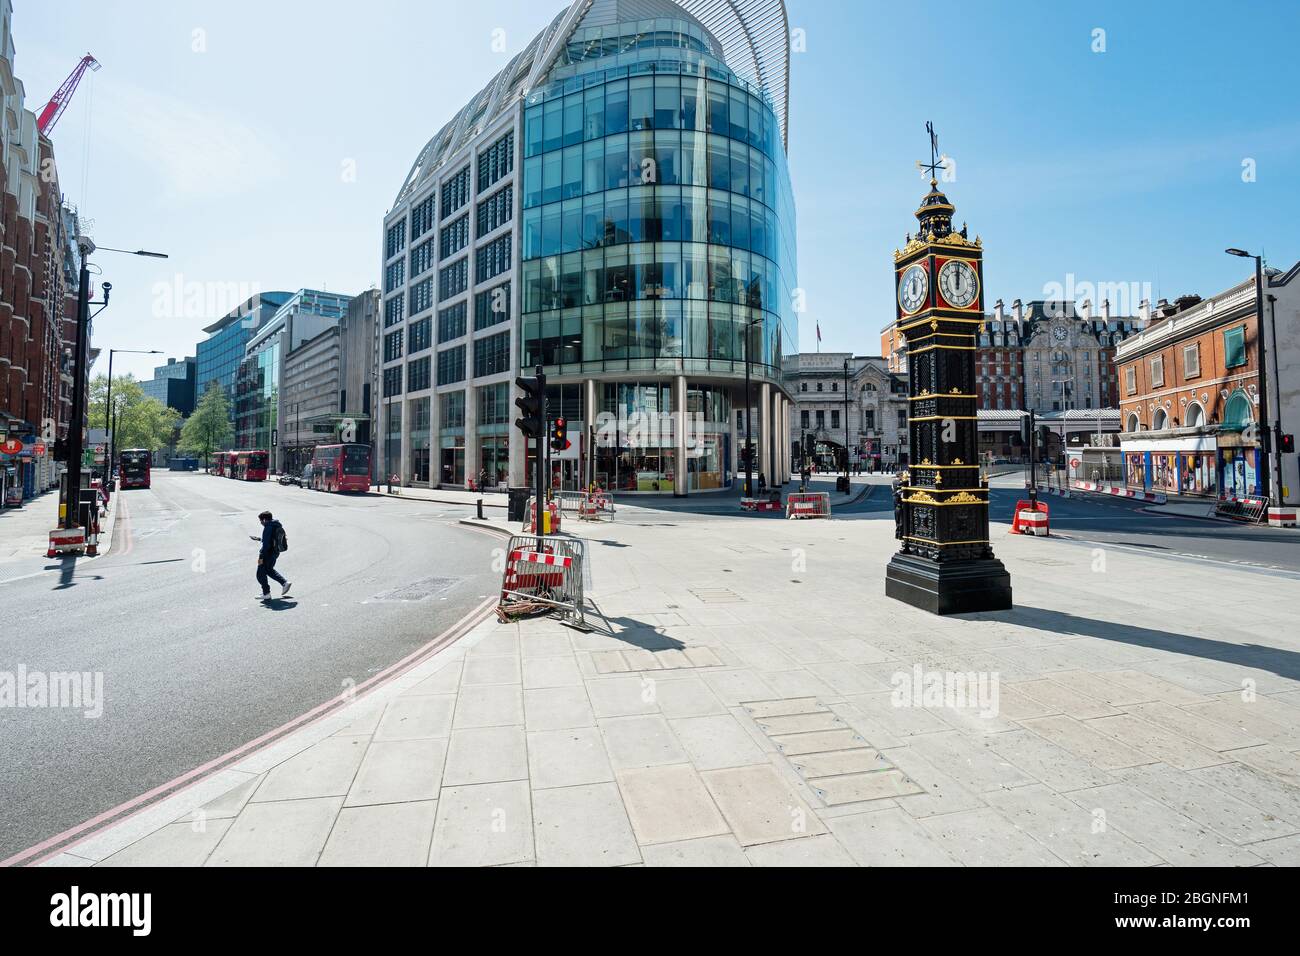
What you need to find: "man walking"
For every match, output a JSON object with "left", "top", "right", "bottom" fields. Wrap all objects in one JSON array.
[{"left": 250, "top": 510, "right": 292, "bottom": 600}]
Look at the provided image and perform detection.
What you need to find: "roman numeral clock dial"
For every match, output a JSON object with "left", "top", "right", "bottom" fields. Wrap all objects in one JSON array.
[
  {"left": 938, "top": 259, "right": 979, "bottom": 309},
  {"left": 898, "top": 264, "right": 928, "bottom": 315}
]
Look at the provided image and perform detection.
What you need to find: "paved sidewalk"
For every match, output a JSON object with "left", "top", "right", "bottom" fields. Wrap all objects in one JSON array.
[{"left": 38, "top": 502, "right": 1300, "bottom": 867}]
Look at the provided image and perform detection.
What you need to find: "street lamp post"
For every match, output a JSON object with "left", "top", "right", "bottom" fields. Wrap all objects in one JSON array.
[
  {"left": 742, "top": 317, "right": 758, "bottom": 498},
  {"left": 63, "top": 239, "right": 167, "bottom": 529},
  {"left": 1226, "top": 249, "right": 1275, "bottom": 501},
  {"left": 105, "top": 348, "right": 162, "bottom": 489},
  {"left": 843, "top": 358, "right": 851, "bottom": 489}
]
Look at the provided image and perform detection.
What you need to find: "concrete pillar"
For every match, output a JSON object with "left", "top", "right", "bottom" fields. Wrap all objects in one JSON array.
[
  {"left": 674, "top": 374, "right": 688, "bottom": 496},
  {"left": 584, "top": 378, "right": 597, "bottom": 489},
  {"left": 759, "top": 382, "right": 772, "bottom": 486},
  {"left": 780, "top": 397, "right": 790, "bottom": 483},
  {"left": 730, "top": 399, "right": 740, "bottom": 487}
]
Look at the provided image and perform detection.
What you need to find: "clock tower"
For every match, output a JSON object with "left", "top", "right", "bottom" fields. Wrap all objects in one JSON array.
[{"left": 885, "top": 128, "right": 1012, "bottom": 614}]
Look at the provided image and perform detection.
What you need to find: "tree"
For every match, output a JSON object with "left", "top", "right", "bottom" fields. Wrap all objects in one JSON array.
[
  {"left": 88, "top": 374, "right": 183, "bottom": 457},
  {"left": 180, "top": 383, "right": 233, "bottom": 467}
]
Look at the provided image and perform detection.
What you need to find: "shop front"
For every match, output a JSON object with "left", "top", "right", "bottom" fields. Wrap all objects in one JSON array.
[{"left": 1121, "top": 434, "right": 1219, "bottom": 497}]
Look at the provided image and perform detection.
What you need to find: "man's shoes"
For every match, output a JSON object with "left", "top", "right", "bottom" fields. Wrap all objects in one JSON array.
[
  {"left": 281, "top": 582, "right": 293, "bottom": 597},
  {"left": 257, "top": 593, "right": 271, "bottom": 600}
]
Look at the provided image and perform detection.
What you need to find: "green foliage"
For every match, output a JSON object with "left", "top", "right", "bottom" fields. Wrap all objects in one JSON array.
[
  {"left": 88, "top": 374, "right": 182, "bottom": 454},
  {"left": 179, "top": 383, "right": 233, "bottom": 462}
]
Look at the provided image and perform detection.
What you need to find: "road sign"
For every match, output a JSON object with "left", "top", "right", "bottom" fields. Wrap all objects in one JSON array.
[
  {"left": 1, "top": 438, "right": 23, "bottom": 455},
  {"left": 1070, "top": 458, "right": 1080, "bottom": 469}
]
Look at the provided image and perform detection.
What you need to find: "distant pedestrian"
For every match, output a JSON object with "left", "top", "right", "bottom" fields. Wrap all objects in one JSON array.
[
  {"left": 250, "top": 510, "right": 291, "bottom": 600},
  {"left": 478, "top": 467, "right": 489, "bottom": 491},
  {"left": 758, "top": 473, "right": 767, "bottom": 495}
]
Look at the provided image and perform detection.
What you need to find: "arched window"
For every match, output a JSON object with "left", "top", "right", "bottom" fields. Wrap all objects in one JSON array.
[
  {"left": 1126, "top": 412, "right": 1141, "bottom": 433},
  {"left": 1222, "top": 389, "right": 1254, "bottom": 432},
  {"left": 1185, "top": 402, "right": 1205, "bottom": 428},
  {"left": 1152, "top": 408, "right": 1169, "bottom": 431}
]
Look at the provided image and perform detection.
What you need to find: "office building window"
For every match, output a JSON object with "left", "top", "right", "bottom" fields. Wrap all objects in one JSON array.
[
  {"left": 410, "top": 277, "right": 433, "bottom": 316},
  {"left": 441, "top": 166, "right": 471, "bottom": 219},
  {"left": 437, "top": 346, "right": 466, "bottom": 386},
  {"left": 439, "top": 258, "right": 468, "bottom": 299},
  {"left": 384, "top": 293, "right": 405, "bottom": 327},
  {"left": 477, "top": 185, "right": 513, "bottom": 236},
  {"left": 475, "top": 283, "right": 511, "bottom": 330},
  {"left": 407, "top": 356, "right": 431, "bottom": 392},
  {"left": 476, "top": 234, "right": 512, "bottom": 283},
  {"left": 408, "top": 317, "right": 432, "bottom": 354},
  {"left": 477, "top": 131, "right": 515, "bottom": 192},
  {"left": 440, "top": 214, "right": 470, "bottom": 260},
  {"left": 384, "top": 330, "right": 403, "bottom": 363},
  {"left": 384, "top": 259, "right": 405, "bottom": 293},
  {"left": 385, "top": 219, "right": 406, "bottom": 259},
  {"left": 438, "top": 301, "right": 468, "bottom": 343},
  {"left": 410, "top": 237, "right": 435, "bottom": 278},
  {"left": 383, "top": 365, "right": 402, "bottom": 397},
  {"left": 411, "top": 194, "right": 436, "bottom": 239},
  {"left": 473, "top": 331, "right": 510, "bottom": 378},
  {"left": 478, "top": 381, "right": 511, "bottom": 425}
]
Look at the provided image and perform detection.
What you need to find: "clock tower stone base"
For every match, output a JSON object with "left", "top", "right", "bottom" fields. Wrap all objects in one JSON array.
[{"left": 885, "top": 553, "right": 1012, "bottom": 616}]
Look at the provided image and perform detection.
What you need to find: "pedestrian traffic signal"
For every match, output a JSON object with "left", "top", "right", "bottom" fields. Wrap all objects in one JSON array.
[
  {"left": 515, "top": 375, "right": 544, "bottom": 438},
  {"left": 550, "top": 417, "right": 570, "bottom": 452},
  {"left": 1281, "top": 433, "right": 1296, "bottom": 454}
]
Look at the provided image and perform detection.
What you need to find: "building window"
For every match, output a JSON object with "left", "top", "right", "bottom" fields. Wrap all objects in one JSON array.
[
  {"left": 815, "top": 411, "right": 825, "bottom": 428},
  {"left": 473, "top": 331, "right": 510, "bottom": 378},
  {"left": 408, "top": 317, "right": 432, "bottom": 354},
  {"left": 816, "top": 383, "right": 823, "bottom": 392},
  {"left": 383, "top": 330, "right": 403, "bottom": 363},
  {"left": 384, "top": 259, "right": 405, "bottom": 293},
  {"left": 441, "top": 166, "right": 471, "bottom": 219},
  {"left": 477, "top": 381, "right": 511, "bottom": 425},
  {"left": 1183, "top": 342, "right": 1201, "bottom": 378},
  {"left": 477, "top": 185, "right": 513, "bottom": 236},
  {"left": 831, "top": 382, "right": 838, "bottom": 392},
  {"left": 438, "top": 302, "right": 467, "bottom": 343},
  {"left": 1150, "top": 355, "right": 1164, "bottom": 388},
  {"left": 385, "top": 220, "right": 406, "bottom": 259},
  {"left": 1125, "top": 365, "right": 1136, "bottom": 394},
  {"left": 831, "top": 410, "right": 840, "bottom": 429},
  {"left": 477, "top": 131, "right": 515, "bottom": 192},
  {"left": 864, "top": 410, "right": 875, "bottom": 430},
  {"left": 436, "top": 346, "right": 466, "bottom": 386},
  {"left": 411, "top": 194, "right": 436, "bottom": 239},
  {"left": 410, "top": 237, "right": 435, "bottom": 278},
  {"left": 439, "top": 258, "right": 468, "bottom": 299},
  {"left": 897, "top": 409, "right": 907, "bottom": 429},
  {"left": 474, "top": 283, "right": 511, "bottom": 330},
  {"left": 476, "top": 233, "right": 512, "bottom": 283},
  {"left": 440, "top": 215, "right": 470, "bottom": 260},
  {"left": 384, "top": 293, "right": 405, "bottom": 328},
  {"left": 800, "top": 382, "right": 807, "bottom": 392},
  {"left": 407, "top": 356, "right": 431, "bottom": 392},
  {"left": 1224, "top": 326, "right": 1246, "bottom": 368},
  {"left": 800, "top": 410, "right": 809, "bottom": 429},
  {"left": 410, "top": 277, "right": 433, "bottom": 316},
  {"left": 382, "top": 365, "right": 402, "bottom": 397}
]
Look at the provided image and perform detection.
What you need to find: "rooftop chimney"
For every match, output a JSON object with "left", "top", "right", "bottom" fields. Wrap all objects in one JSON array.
[
  {"left": 994, "top": 298, "right": 1005, "bottom": 322},
  {"left": 1139, "top": 298, "right": 1151, "bottom": 323},
  {"left": 1102, "top": 298, "right": 1111, "bottom": 322},
  {"left": 1080, "top": 298, "right": 1092, "bottom": 322},
  {"left": 1012, "top": 298, "right": 1023, "bottom": 322}
]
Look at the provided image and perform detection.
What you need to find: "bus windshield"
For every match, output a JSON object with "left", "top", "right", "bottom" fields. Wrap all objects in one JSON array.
[
  {"left": 121, "top": 452, "right": 149, "bottom": 473},
  {"left": 342, "top": 447, "right": 370, "bottom": 475}
]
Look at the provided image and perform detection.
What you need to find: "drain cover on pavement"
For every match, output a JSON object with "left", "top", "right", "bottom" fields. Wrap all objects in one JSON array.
[
  {"left": 373, "top": 576, "right": 459, "bottom": 602},
  {"left": 689, "top": 587, "right": 744, "bottom": 604}
]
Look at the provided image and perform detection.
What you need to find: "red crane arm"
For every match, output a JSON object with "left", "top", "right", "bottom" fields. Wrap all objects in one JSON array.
[{"left": 36, "top": 54, "right": 101, "bottom": 136}]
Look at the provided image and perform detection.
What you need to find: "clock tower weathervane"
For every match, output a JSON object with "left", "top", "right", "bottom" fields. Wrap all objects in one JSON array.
[{"left": 885, "top": 124, "right": 1012, "bottom": 614}]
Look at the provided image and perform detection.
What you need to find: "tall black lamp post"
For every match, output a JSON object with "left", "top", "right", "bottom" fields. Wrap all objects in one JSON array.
[
  {"left": 1226, "top": 249, "right": 1276, "bottom": 500},
  {"left": 63, "top": 239, "right": 168, "bottom": 529},
  {"left": 842, "top": 358, "right": 851, "bottom": 491},
  {"left": 742, "top": 316, "right": 762, "bottom": 497}
]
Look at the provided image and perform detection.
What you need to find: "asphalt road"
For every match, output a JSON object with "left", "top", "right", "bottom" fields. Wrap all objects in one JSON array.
[{"left": 0, "top": 472, "right": 499, "bottom": 861}]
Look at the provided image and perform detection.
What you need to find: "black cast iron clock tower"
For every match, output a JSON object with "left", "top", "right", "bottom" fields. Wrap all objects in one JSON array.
[{"left": 884, "top": 125, "right": 1012, "bottom": 614}]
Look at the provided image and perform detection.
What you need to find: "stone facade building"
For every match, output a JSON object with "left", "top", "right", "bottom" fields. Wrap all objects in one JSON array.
[{"left": 788, "top": 352, "right": 909, "bottom": 471}]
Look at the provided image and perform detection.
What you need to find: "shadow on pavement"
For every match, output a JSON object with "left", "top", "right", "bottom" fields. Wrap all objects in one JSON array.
[
  {"left": 585, "top": 607, "right": 686, "bottom": 652},
  {"left": 970, "top": 605, "right": 1300, "bottom": 682}
]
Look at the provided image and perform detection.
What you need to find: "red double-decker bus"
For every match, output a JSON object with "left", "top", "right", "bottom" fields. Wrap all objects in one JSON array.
[
  {"left": 231, "top": 450, "right": 269, "bottom": 481},
  {"left": 119, "top": 449, "right": 152, "bottom": 489},
  {"left": 212, "top": 451, "right": 231, "bottom": 476},
  {"left": 310, "top": 444, "right": 372, "bottom": 493}
]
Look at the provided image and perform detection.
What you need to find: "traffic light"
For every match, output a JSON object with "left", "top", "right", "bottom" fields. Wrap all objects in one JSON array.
[
  {"left": 53, "top": 437, "right": 68, "bottom": 462},
  {"left": 1281, "top": 433, "right": 1296, "bottom": 454},
  {"left": 515, "top": 375, "right": 544, "bottom": 438},
  {"left": 550, "top": 417, "right": 570, "bottom": 452},
  {"left": 1037, "top": 425, "right": 1052, "bottom": 456}
]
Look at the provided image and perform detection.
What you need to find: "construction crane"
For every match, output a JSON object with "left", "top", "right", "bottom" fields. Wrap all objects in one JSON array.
[{"left": 36, "top": 54, "right": 101, "bottom": 136}]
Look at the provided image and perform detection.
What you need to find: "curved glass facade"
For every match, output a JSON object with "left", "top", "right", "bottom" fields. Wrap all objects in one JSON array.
[{"left": 520, "top": 18, "right": 797, "bottom": 384}]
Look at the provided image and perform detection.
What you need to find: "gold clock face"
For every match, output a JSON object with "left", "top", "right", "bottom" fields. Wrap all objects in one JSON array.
[
  {"left": 938, "top": 259, "right": 979, "bottom": 309},
  {"left": 899, "top": 264, "right": 929, "bottom": 315}
]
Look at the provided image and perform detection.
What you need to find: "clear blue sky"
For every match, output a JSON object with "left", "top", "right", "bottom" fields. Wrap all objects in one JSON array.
[{"left": 14, "top": 0, "right": 1299, "bottom": 381}]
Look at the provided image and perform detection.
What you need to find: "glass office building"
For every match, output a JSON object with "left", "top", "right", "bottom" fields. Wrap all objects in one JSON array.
[
  {"left": 384, "top": 0, "right": 797, "bottom": 493},
  {"left": 196, "top": 292, "right": 292, "bottom": 427}
]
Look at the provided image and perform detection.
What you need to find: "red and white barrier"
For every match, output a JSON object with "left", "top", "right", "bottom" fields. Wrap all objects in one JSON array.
[
  {"left": 786, "top": 492, "right": 831, "bottom": 519},
  {"left": 1267, "top": 506, "right": 1297, "bottom": 528},
  {"left": 1037, "top": 485, "right": 1071, "bottom": 498},
  {"left": 47, "top": 527, "right": 87, "bottom": 558},
  {"left": 1010, "top": 500, "right": 1050, "bottom": 536},
  {"left": 523, "top": 498, "right": 562, "bottom": 534},
  {"left": 1071, "top": 481, "right": 1167, "bottom": 504}
]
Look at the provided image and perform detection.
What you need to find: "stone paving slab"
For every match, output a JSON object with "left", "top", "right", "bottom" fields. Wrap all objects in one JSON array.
[{"left": 60, "top": 502, "right": 1300, "bottom": 867}]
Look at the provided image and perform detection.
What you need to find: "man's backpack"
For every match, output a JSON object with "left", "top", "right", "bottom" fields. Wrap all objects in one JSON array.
[{"left": 274, "top": 523, "right": 288, "bottom": 553}]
